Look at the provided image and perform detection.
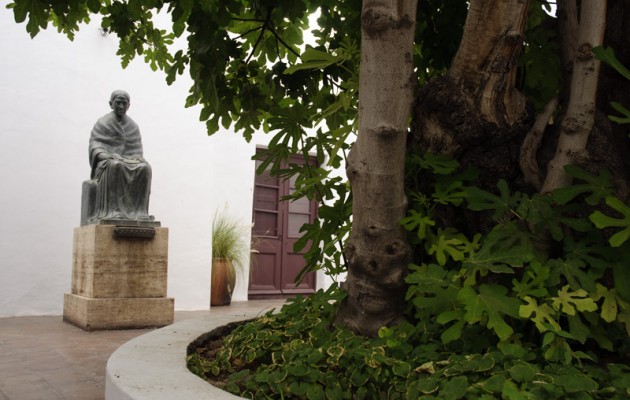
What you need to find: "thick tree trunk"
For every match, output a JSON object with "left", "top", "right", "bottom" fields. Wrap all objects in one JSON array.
[
  {"left": 411, "top": 0, "right": 532, "bottom": 233},
  {"left": 541, "top": 0, "right": 607, "bottom": 193},
  {"left": 448, "top": 0, "right": 529, "bottom": 127},
  {"left": 557, "top": 0, "right": 578, "bottom": 98},
  {"left": 335, "top": 0, "right": 417, "bottom": 337},
  {"left": 521, "top": 1, "right": 630, "bottom": 199}
]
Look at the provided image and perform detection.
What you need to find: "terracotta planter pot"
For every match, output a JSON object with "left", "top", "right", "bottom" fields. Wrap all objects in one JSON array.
[{"left": 211, "top": 258, "right": 236, "bottom": 306}]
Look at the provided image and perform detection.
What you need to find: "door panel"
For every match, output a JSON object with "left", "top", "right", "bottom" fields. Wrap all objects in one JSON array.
[
  {"left": 254, "top": 187, "right": 279, "bottom": 212},
  {"left": 249, "top": 244, "right": 282, "bottom": 295},
  {"left": 281, "top": 248, "right": 316, "bottom": 292},
  {"left": 252, "top": 210, "right": 278, "bottom": 237},
  {"left": 249, "top": 159, "right": 283, "bottom": 295},
  {"left": 249, "top": 151, "right": 317, "bottom": 298},
  {"left": 281, "top": 164, "right": 317, "bottom": 294}
]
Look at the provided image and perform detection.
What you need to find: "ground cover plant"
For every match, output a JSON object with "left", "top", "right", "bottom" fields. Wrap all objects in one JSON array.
[{"left": 189, "top": 154, "right": 630, "bottom": 399}]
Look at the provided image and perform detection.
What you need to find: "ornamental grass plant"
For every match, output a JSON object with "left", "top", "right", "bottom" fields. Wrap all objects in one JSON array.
[{"left": 211, "top": 208, "right": 251, "bottom": 293}]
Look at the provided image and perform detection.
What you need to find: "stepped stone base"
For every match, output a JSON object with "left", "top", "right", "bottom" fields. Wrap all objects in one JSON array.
[
  {"left": 63, "top": 294, "right": 174, "bottom": 331},
  {"left": 63, "top": 224, "right": 174, "bottom": 331}
]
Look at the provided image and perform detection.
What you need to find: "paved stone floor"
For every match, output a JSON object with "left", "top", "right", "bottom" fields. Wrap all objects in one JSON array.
[{"left": 0, "top": 300, "right": 286, "bottom": 400}]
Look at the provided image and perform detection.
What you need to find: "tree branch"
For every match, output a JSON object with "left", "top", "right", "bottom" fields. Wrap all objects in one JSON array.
[
  {"left": 244, "top": 8, "right": 273, "bottom": 65},
  {"left": 244, "top": 25, "right": 267, "bottom": 64},
  {"left": 519, "top": 96, "right": 559, "bottom": 190}
]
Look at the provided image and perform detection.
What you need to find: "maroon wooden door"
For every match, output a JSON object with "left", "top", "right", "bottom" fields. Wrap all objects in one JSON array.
[{"left": 248, "top": 153, "right": 317, "bottom": 297}]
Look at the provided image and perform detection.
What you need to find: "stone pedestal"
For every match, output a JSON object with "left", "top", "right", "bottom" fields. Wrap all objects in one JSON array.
[{"left": 63, "top": 225, "right": 174, "bottom": 330}]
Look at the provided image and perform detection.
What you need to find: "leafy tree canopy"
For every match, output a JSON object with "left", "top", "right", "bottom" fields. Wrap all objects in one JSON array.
[{"left": 7, "top": 0, "right": 468, "bottom": 147}]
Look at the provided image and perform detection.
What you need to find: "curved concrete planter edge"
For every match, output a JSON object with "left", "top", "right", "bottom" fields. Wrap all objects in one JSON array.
[{"left": 105, "top": 314, "right": 252, "bottom": 400}]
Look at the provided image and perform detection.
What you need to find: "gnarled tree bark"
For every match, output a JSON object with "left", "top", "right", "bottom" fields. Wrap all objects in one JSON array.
[
  {"left": 541, "top": 0, "right": 607, "bottom": 194},
  {"left": 448, "top": 0, "right": 530, "bottom": 127},
  {"left": 412, "top": 0, "right": 531, "bottom": 187},
  {"left": 335, "top": 0, "right": 417, "bottom": 337}
]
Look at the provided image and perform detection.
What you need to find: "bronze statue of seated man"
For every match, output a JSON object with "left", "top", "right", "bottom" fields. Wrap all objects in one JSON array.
[{"left": 81, "top": 90, "right": 156, "bottom": 226}]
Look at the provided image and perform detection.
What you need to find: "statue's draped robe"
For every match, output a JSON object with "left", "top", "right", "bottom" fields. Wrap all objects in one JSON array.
[{"left": 89, "top": 112, "right": 152, "bottom": 221}]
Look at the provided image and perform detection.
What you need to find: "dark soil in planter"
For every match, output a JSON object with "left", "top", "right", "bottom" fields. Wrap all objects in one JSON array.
[{"left": 187, "top": 319, "right": 252, "bottom": 389}]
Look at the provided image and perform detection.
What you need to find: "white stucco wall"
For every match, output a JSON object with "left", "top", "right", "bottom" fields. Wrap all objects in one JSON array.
[
  {"left": 0, "top": 7, "right": 335, "bottom": 317},
  {"left": 0, "top": 8, "right": 244, "bottom": 316}
]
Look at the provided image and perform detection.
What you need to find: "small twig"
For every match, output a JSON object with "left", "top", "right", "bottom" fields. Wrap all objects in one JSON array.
[
  {"left": 239, "top": 7, "right": 299, "bottom": 69},
  {"left": 235, "top": 26, "right": 264, "bottom": 41},
  {"left": 244, "top": 8, "right": 272, "bottom": 65},
  {"left": 519, "top": 96, "right": 559, "bottom": 190},
  {"left": 244, "top": 24, "right": 267, "bottom": 64},
  {"left": 268, "top": 26, "right": 301, "bottom": 59},
  {"left": 231, "top": 17, "right": 267, "bottom": 23}
]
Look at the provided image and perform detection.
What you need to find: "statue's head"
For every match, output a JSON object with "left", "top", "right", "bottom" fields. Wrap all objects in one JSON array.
[{"left": 109, "top": 90, "right": 131, "bottom": 120}]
